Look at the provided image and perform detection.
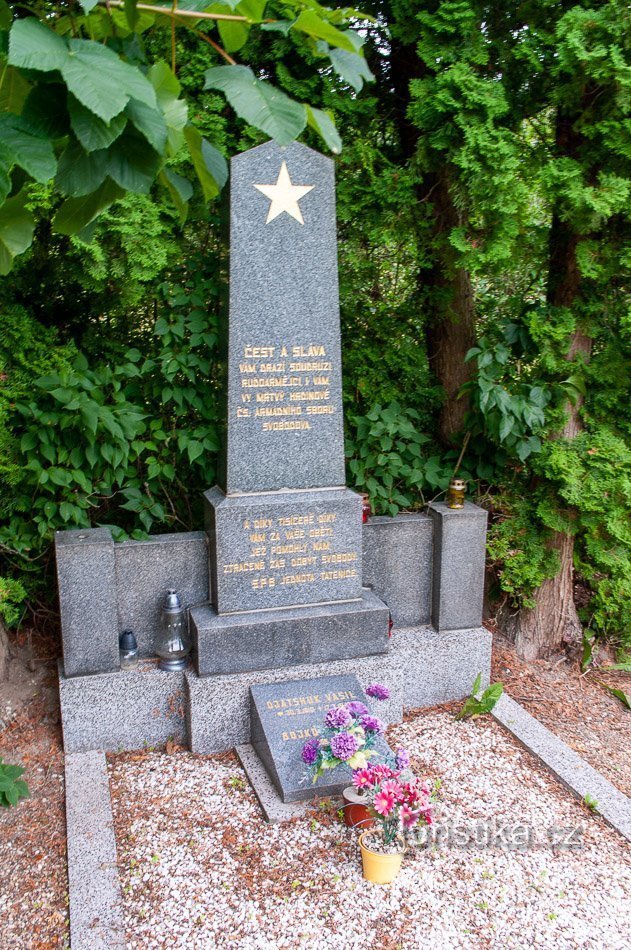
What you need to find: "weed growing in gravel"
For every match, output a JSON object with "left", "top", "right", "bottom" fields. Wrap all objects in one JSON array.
[
  {"left": 583, "top": 794, "right": 599, "bottom": 812},
  {"left": 0, "top": 758, "right": 29, "bottom": 808}
]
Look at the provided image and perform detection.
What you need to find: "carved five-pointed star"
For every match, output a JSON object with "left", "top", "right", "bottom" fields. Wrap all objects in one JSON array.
[{"left": 253, "top": 161, "right": 314, "bottom": 225}]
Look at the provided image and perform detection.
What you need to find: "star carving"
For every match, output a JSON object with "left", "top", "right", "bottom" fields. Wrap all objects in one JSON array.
[{"left": 253, "top": 161, "right": 314, "bottom": 225}]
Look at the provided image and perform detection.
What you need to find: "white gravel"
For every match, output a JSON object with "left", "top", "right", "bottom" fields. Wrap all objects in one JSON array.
[{"left": 108, "top": 711, "right": 631, "bottom": 949}]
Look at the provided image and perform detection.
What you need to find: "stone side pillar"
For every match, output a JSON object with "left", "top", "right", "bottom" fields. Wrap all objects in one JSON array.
[
  {"left": 428, "top": 502, "right": 488, "bottom": 631},
  {"left": 55, "top": 528, "right": 119, "bottom": 677}
]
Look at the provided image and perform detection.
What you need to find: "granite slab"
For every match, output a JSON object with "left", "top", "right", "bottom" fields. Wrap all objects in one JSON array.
[
  {"left": 224, "top": 140, "right": 346, "bottom": 493},
  {"left": 250, "top": 674, "right": 392, "bottom": 803},
  {"left": 362, "top": 514, "right": 433, "bottom": 626},
  {"left": 205, "top": 485, "right": 362, "bottom": 612},
  {"left": 190, "top": 588, "right": 389, "bottom": 676},
  {"left": 55, "top": 528, "right": 119, "bottom": 678}
]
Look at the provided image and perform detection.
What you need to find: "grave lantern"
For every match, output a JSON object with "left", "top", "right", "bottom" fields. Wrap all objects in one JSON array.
[
  {"left": 155, "top": 589, "right": 191, "bottom": 672},
  {"left": 446, "top": 477, "right": 466, "bottom": 509}
]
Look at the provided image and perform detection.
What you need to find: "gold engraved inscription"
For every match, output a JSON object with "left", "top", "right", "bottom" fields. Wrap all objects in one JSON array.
[{"left": 235, "top": 342, "right": 335, "bottom": 431}]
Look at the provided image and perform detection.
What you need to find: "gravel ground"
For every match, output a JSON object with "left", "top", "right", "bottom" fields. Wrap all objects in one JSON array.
[{"left": 109, "top": 709, "right": 631, "bottom": 950}]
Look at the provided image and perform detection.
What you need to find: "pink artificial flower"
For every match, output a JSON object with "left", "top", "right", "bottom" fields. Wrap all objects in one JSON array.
[
  {"left": 373, "top": 790, "right": 396, "bottom": 816},
  {"left": 371, "top": 764, "right": 394, "bottom": 782},
  {"left": 352, "top": 768, "right": 374, "bottom": 790},
  {"left": 381, "top": 779, "right": 405, "bottom": 803},
  {"left": 400, "top": 804, "right": 421, "bottom": 829}
]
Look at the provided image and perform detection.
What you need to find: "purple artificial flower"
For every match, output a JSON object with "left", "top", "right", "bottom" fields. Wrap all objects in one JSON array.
[
  {"left": 346, "top": 701, "right": 369, "bottom": 718},
  {"left": 330, "top": 731, "right": 360, "bottom": 761},
  {"left": 360, "top": 714, "right": 384, "bottom": 734},
  {"left": 301, "top": 738, "right": 319, "bottom": 765},
  {"left": 325, "top": 706, "right": 352, "bottom": 729},
  {"left": 365, "top": 682, "right": 390, "bottom": 701},
  {"left": 395, "top": 748, "right": 410, "bottom": 771}
]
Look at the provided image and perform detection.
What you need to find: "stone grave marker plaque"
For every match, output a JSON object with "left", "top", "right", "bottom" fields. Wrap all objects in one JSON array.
[{"left": 250, "top": 674, "right": 391, "bottom": 803}]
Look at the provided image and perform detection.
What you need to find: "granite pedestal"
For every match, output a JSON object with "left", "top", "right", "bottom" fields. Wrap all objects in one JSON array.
[{"left": 190, "top": 588, "right": 389, "bottom": 675}]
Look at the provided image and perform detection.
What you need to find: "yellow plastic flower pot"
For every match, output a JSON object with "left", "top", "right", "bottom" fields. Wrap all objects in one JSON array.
[{"left": 359, "top": 831, "right": 405, "bottom": 884}]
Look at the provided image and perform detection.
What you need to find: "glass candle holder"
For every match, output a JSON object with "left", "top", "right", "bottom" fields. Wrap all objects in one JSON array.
[
  {"left": 446, "top": 477, "right": 466, "bottom": 509},
  {"left": 155, "top": 589, "right": 192, "bottom": 672},
  {"left": 119, "top": 630, "right": 139, "bottom": 671}
]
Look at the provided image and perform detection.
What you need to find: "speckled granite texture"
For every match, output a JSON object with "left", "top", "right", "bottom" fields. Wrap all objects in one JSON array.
[
  {"left": 56, "top": 528, "right": 119, "bottom": 678},
  {"left": 191, "top": 588, "right": 389, "bottom": 675},
  {"left": 204, "top": 485, "right": 363, "bottom": 612},
  {"left": 428, "top": 501, "right": 488, "bottom": 631},
  {"left": 363, "top": 514, "right": 433, "bottom": 626},
  {"left": 224, "top": 141, "right": 346, "bottom": 493}
]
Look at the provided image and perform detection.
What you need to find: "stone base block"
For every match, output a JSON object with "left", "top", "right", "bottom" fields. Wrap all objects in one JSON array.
[
  {"left": 362, "top": 514, "right": 433, "bottom": 626},
  {"left": 186, "top": 651, "right": 405, "bottom": 754},
  {"left": 204, "top": 485, "right": 363, "bottom": 613},
  {"left": 58, "top": 660, "right": 187, "bottom": 753},
  {"left": 190, "top": 588, "right": 389, "bottom": 676},
  {"left": 398, "top": 625, "right": 492, "bottom": 709}
]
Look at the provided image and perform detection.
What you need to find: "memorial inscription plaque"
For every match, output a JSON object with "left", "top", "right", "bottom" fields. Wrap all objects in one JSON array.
[{"left": 250, "top": 674, "right": 391, "bottom": 803}]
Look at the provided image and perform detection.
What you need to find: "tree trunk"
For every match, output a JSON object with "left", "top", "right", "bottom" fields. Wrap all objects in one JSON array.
[
  {"left": 388, "top": 40, "right": 475, "bottom": 445},
  {"left": 507, "top": 114, "right": 590, "bottom": 659},
  {"left": 424, "top": 172, "right": 476, "bottom": 443}
]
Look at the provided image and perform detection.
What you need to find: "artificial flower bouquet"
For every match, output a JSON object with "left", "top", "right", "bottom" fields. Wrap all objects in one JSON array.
[
  {"left": 352, "top": 759, "right": 435, "bottom": 853},
  {"left": 301, "top": 683, "right": 390, "bottom": 780}
]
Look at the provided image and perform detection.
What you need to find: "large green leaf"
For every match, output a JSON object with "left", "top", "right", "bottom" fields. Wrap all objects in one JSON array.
[
  {"left": 106, "top": 127, "right": 161, "bottom": 194},
  {"left": 79, "top": 0, "right": 100, "bottom": 11},
  {"left": 125, "top": 99, "right": 167, "bottom": 153},
  {"left": 53, "top": 177, "right": 125, "bottom": 235},
  {"left": 204, "top": 65, "right": 305, "bottom": 145},
  {"left": 292, "top": 11, "right": 357, "bottom": 52},
  {"left": 56, "top": 140, "right": 108, "bottom": 197},
  {"left": 306, "top": 105, "right": 342, "bottom": 154},
  {"left": 216, "top": 0, "right": 265, "bottom": 52},
  {"left": 0, "top": 191, "right": 34, "bottom": 275},
  {"left": 147, "top": 62, "right": 188, "bottom": 154},
  {"left": 21, "top": 83, "right": 70, "bottom": 139},
  {"left": 328, "top": 48, "right": 374, "bottom": 93},
  {"left": 61, "top": 39, "right": 157, "bottom": 123},
  {"left": 184, "top": 125, "right": 227, "bottom": 201},
  {"left": 0, "top": 114, "right": 57, "bottom": 182},
  {"left": 0, "top": 145, "right": 11, "bottom": 203},
  {"left": 0, "top": 66, "right": 31, "bottom": 114},
  {"left": 8, "top": 18, "right": 68, "bottom": 72},
  {"left": 68, "top": 95, "right": 127, "bottom": 152}
]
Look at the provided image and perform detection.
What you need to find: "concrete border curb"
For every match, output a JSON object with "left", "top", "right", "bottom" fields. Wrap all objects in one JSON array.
[
  {"left": 65, "top": 751, "right": 126, "bottom": 948},
  {"left": 492, "top": 693, "right": 631, "bottom": 842}
]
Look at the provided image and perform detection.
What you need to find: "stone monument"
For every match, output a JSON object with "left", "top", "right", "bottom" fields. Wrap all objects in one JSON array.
[
  {"left": 54, "top": 140, "right": 492, "bottom": 791},
  {"left": 190, "top": 141, "right": 390, "bottom": 676}
]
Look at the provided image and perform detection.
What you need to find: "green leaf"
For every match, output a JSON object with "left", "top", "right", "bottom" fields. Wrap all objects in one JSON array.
[
  {"left": 125, "top": 99, "right": 167, "bottom": 153},
  {"left": 204, "top": 65, "right": 306, "bottom": 146},
  {"left": 0, "top": 114, "right": 57, "bottom": 182},
  {"left": 0, "top": 66, "right": 31, "bottom": 114},
  {"left": 306, "top": 106, "right": 341, "bottom": 154},
  {"left": 160, "top": 168, "right": 193, "bottom": 224},
  {"left": 79, "top": 0, "right": 100, "bottom": 11},
  {"left": 328, "top": 48, "right": 374, "bottom": 93},
  {"left": 61, "top": 39, "right": 156, "bottom": 124},
  {"left": 53, "top": 177, "right": 125, "bottom": 235},
  {"left": 184, "top": 125, "right": 227, "bottom": 201},
  {"left": 56, "top": 140, "right": 108, "bottom": 197},
  {"left": 125, "top": 0, "right": 140, "bottom": 30},
  {"left": 599, "top": 683, "right": 631, "bottom": 710},
  {"left": 292, "top": 11, "right": 357, "bottom": 51},
  {"left": 147, "top": 62, "right": 188, "bottom": 153},
  {"left": 0, "top": 191, "right": 34, "bottom": 275},
  {"left": 0, "top": 0, "right": 11, "bottom": 30},
  {"left": 8, "top": 18, "right": 68, "bottom": 72},
  {"left": 68, "top": 95, "right": 127, "bottom": 152},
  {"left": 106, "top": 127, "right": 161, "bottom": 194}
]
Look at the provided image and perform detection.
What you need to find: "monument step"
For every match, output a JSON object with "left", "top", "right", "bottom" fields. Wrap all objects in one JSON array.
[{"left": 190, "top": 588, "right": 389, "bottom": 676}]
